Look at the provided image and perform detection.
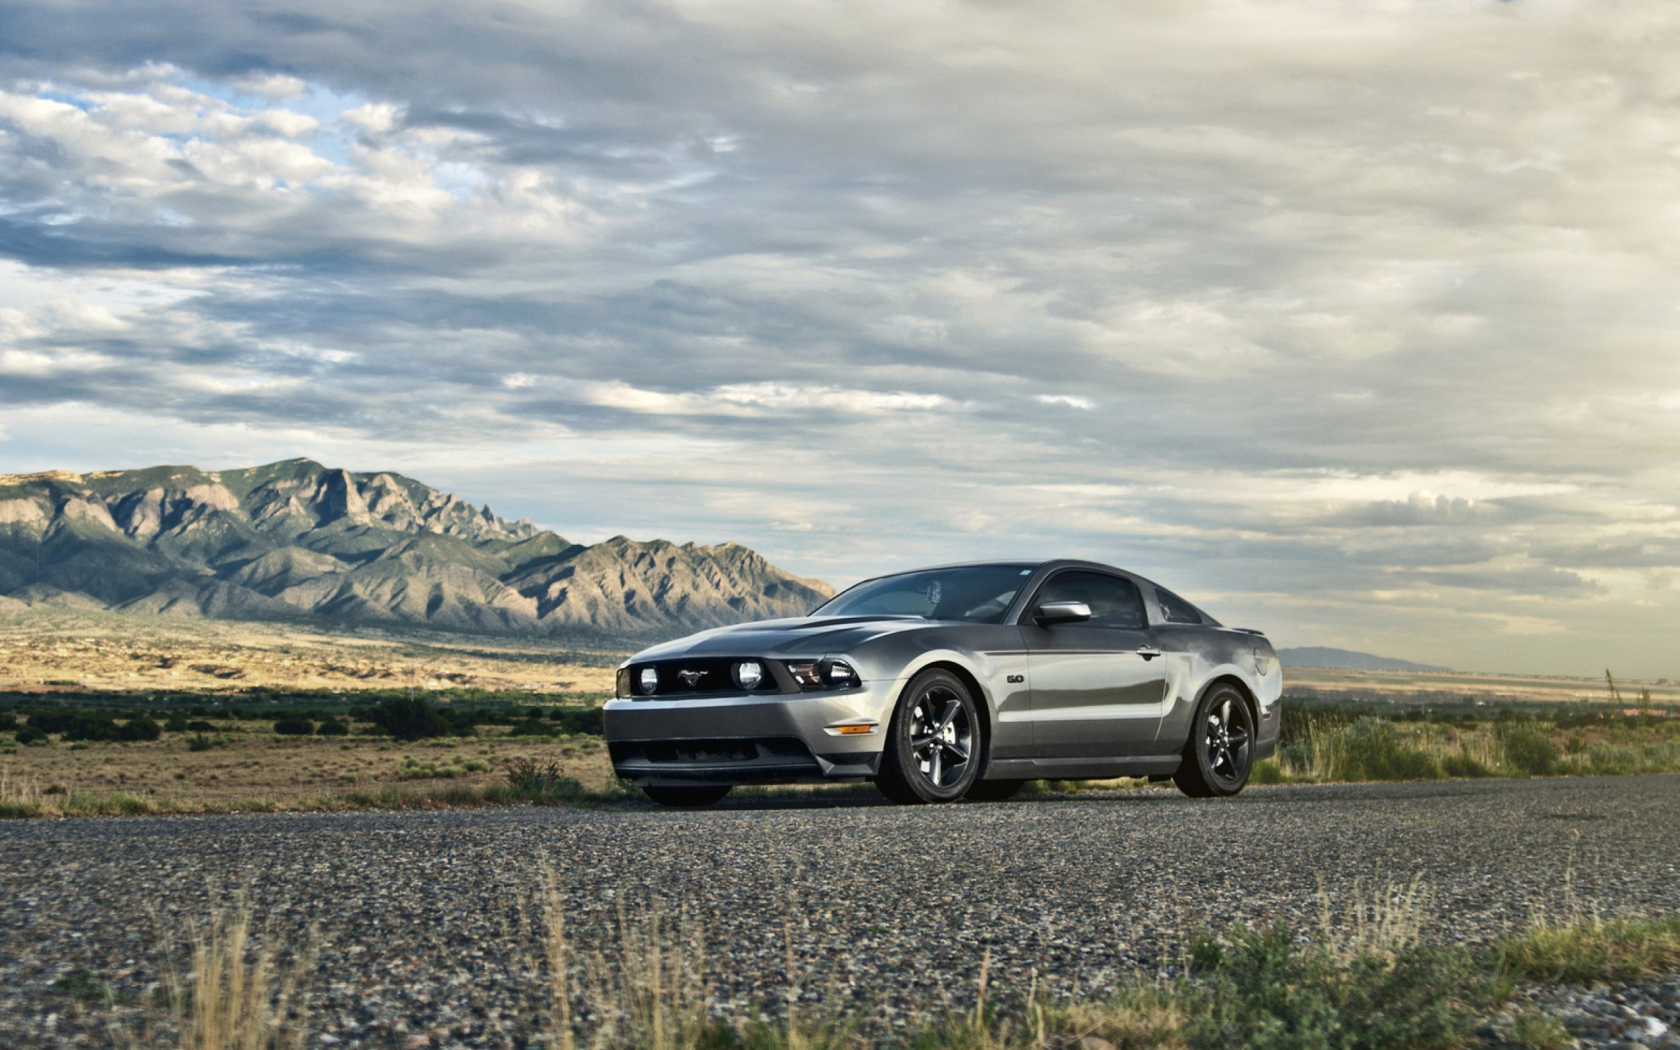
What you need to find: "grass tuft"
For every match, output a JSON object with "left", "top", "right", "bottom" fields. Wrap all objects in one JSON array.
[
  {"left": 1494, "top": 914, "right": 1680, "bottom": 983},
  {"left": 1509, "top": 1009, "right": 1572, "bottom": 1050}
]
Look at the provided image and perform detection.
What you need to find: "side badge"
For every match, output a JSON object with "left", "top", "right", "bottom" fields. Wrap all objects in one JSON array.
[{"left": 1006, "top": 674, "right": 1024, "bottom": 684}]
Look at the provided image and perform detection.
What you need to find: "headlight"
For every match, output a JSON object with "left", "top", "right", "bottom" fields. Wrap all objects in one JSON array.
[
  {"left": 638, "top": 667, "right": 659, "bottom": 695},
  {"left": 785, "top": 659, "right": 861, "bottom": 691},
  {"left": 734, "top": 661, "right": 765, "bottom": 689},
  {"left": 616, "top": 668, "right": 632, "bottom": 698}
]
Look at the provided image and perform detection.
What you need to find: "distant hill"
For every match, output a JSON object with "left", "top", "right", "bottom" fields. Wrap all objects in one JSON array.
[
  {"left": 0, "top": 459, "right": 833, "bottom": 642},
  {"left": 1279, "top": 647, "right": 1450, "bottom": 673}
]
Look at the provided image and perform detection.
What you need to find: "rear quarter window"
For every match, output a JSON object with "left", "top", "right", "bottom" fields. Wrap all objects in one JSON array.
[{"left": 1155, "top": 587, "right": 1207, "bottom": 625}]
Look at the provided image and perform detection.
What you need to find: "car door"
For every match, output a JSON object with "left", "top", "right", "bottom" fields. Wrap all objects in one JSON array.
[{"left": 1021, "top": 570, "right": 1168, "bottom": 757}]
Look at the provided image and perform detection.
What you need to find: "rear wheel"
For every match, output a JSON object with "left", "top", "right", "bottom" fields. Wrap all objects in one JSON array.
[
  {"left": 644, "top": 785, "right": 732, "bottom": 808},
  {"left": 1173, "top": 683, "right": 1254, "bottom": 798},
  {"left": 877, "top": 669, "right": 981, "bottom": 804},
  {"left": 965, "top": 778, "right": 1025, "bottom": 802}
]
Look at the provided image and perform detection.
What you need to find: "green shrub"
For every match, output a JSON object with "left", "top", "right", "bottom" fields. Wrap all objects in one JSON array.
[
  {"left": 1187, "top": 921, "right": 1496, "bottom": 1050},
  {"left": 14, "top": 724, "right": 48, "bottom": 746},
  {"left": 116, "top": 718, "right": 161, "bottom": 742},
  {"left": 272, "top": 717, "right": 314, "bottom": 736},
  {"left": 163, "top": 713, "right": 191, "bottom": 732},
  {"left": 25, "top": 710, "right": 79, "bottom": 735},
  {"left": 369, "top": 696, "right": 451, "bottom": 741},
  {"left": 185, "top": 719, "right": 215, "bottom": 732},
  {"left": 1497, "top": 725, "right": 1561, "bottom": 776},
  {"left": 187, "top": 733, "right": 214, "bottom": 752},
  {"left": 315, "top": 718, "right": 350, "bottom": 737}
]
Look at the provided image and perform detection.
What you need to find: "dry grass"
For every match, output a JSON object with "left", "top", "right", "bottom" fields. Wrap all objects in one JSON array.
[
  {"left": 1313, "top": 876, "right": 1430, "bottom": 965},
  {"left": 541, "top": 876, "right": 718, "bottom": 1050},
  {"left": 110, "top": 895, "right": 316, "bottom": 1050}
]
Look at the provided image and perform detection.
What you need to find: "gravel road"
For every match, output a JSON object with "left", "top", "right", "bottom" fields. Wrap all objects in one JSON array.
[{"left": 4, "top": 775, "right": 1679, "bottom": 1048}]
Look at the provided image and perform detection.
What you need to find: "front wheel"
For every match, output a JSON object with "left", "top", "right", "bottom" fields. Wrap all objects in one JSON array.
[
  {"left": 1173, "top": 684, "right": 1254, "bottom": 798},
  {"left": 876, "top": 669, "right": 982, "bottom": 804},
  {"left": 644, "top": 785, "right": 732, "bottom": 808}
]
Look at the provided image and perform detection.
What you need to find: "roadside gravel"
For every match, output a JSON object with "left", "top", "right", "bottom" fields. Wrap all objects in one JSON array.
[{"left": 3, "top": 774, "right": 1679, "bottom": 1048}]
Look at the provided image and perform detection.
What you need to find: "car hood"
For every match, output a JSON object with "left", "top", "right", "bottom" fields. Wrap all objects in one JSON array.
[{"left": 628, "top": 615, "right": 936, "bottom": 662}]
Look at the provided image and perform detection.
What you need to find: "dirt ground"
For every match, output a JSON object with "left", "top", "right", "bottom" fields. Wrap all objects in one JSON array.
[
  {"left": 0, "top": 724, "right": 620, "bottom": 811},
  {"left": 0, "top": 608, "right": 621, "bottom": 696}
]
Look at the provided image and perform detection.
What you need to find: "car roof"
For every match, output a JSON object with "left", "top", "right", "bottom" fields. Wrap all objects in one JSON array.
[{"left": 850, "top": 557, "right": 1140, "bottom": 582}]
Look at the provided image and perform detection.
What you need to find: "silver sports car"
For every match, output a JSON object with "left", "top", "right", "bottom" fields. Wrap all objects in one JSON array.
[{"left": 606, "top": 559, "right": 1281, "bottom": 807}]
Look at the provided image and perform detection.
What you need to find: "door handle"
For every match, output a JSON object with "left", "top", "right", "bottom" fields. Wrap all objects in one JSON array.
[{"left": 1136, "top": 645, "right": 1162, "bottom": 661}]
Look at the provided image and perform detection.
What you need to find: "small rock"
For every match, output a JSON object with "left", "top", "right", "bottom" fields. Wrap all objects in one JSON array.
[
  {"left": 1603, "top": 1042, "right": 1650, "bottom": 1050},
  {"left": 1079, "top": 1038, "right": 1117, "bottom": 1050}
]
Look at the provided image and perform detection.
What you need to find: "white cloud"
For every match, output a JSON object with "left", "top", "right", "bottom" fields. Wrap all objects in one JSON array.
[
  {"left": 230, "top": 73, "right": 308, "bottom": 100},
  {"left": 3, "top": 4, "right": 1680, "bottom": 674},
  {"left": 1035, "top": 395, "right": 1094, "bottom": 410}
]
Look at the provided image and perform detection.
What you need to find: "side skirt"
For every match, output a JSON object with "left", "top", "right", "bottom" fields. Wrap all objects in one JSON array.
[{"left": 983, "top": 755, "right": 1182, "bottom": 780}]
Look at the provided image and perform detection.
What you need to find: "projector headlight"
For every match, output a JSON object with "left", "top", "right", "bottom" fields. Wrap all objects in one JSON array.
[
  {"left": 638, "top": 667, "right": 659, "bottom": 695},
  {"left": 733, "top": 661, "right": 765, "bottom": 689},
  {"left": 785, "top": 659, "right": 861, "bottom": 691}
]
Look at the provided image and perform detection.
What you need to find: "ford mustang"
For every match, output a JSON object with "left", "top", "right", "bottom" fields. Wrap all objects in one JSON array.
[{"left": 605, "top": 559, "right": 1280, "bottom": 806}]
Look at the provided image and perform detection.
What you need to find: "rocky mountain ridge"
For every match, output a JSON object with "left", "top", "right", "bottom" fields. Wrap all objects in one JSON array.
[{"left": 0, "top": 459, "right": 834, "bottom": 641}]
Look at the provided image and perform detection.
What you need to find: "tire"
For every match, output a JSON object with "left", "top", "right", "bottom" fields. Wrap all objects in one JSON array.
[
  {"left": 876, "top": 668, "right": 982, "bottom": 804},
  {"left": 965, "top": 778, "right": 1025, "bottom": 802},
  {"left": 644, "top": 785, "right": 732, "bottom": 808},
  {"left": 1173, "top": 683, "right": 1255, "bottom": 798}
]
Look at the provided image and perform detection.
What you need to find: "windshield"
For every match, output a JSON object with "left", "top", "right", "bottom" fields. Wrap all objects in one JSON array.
[{"left": 814, "top": 564, "right": 1039, "bottom": 624}]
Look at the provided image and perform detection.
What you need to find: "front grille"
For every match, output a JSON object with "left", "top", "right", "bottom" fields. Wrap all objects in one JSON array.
[{"left": 623, "top": 658, "right": 788, "bottom": 699}]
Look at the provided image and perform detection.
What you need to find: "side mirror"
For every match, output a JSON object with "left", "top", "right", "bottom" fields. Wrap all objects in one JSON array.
[{"left": 1034, "top": 600, "right": 1092, "bottom": 625}]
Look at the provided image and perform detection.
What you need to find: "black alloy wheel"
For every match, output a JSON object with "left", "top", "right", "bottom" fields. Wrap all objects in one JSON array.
[
  {"left": 1173, "top": 683, "right": 1255, "bottom": 798},
  {"left": 965, "top": 778, "right": 1025, "bottom": 802},
  {"left": 877, "top": 668, "right": 981, "bottom": 804},
  {"left": 644, "top": 785, "right": 732, "bottom": 808}
]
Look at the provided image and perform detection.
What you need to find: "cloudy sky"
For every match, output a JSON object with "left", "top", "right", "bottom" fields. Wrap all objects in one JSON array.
[{"left": 0, "top": 0, "right": 1677, "bottom": 676}]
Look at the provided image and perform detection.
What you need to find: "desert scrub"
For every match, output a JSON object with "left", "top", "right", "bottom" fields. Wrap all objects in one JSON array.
[
  {"left": 504, "top": 756, "right": 583, "bottom": 802},
  {"left": 396, "top": 753, "right": 490, "bottom": 780},
  {"left": 1270, "top": 708, "right": 1680, "bottom": 783},
  {"left": 1495, "top": 725, "right": 1561, "bottom": 776},
  {"left": 534, "top": 878, "right": 1504, "bottom": 1050},
  {"left": 1281, "top": 717, "right": 1445, "bottom": 782}
]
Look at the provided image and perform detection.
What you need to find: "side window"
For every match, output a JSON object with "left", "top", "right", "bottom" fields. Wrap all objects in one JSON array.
[
  {"left": 1034, "top": 571, "right": 1146, "bottom": 630},
  {"left": 1155, "top": 587, "right": 1205, "bottom": 625}
]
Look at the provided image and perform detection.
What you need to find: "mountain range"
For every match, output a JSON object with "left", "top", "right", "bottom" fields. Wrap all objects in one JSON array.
[
  {"left": 0, "top": 459, "right": 834, "bottom": 642},
  {"left": 1278, "top": 647, "right": 1451, "bottom": 673}
]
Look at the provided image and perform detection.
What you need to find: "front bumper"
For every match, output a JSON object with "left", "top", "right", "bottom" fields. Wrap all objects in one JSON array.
[{"left": 604, "top": 682, "right": 895, "bottom": 787}]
